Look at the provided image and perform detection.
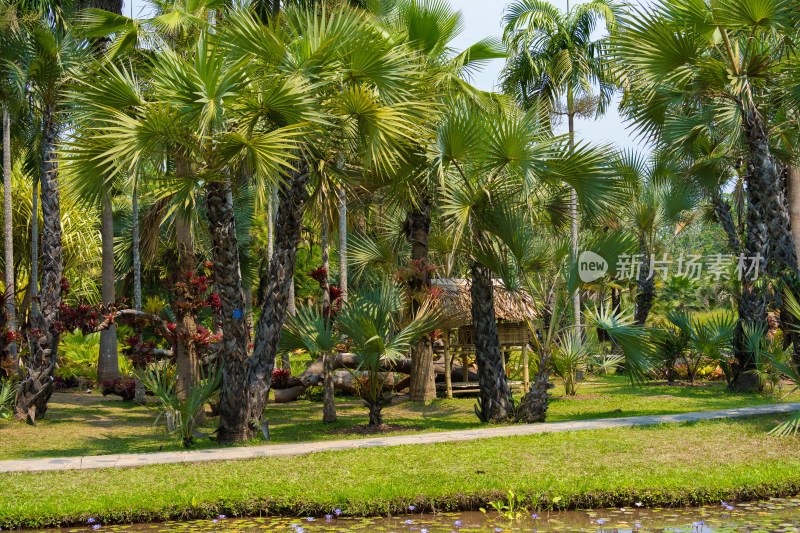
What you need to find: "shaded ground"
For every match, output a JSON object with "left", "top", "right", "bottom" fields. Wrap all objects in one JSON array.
[{"left": 1, "top": 375, "right": 797, "bottom": 460}]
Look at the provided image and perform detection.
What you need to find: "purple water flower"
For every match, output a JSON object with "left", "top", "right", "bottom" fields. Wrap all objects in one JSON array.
[
  {"left": 409, "top": 505, "right": 416, "bottom": 511},
  {"left": 635, "top": 524, "right": 642, "bottom": 528},
  {"left": 92, "top": 526, "right": 101, "bottom": 531},
  {"left": 597, "top": 519, "right": 607, "bottom": 524},
  {"left": 454, "top": 520, "right": 462, "bottom": 527},
  {"left": 405, "top": 519, "right": 414, "bottom": 524},
  {"left": 211, "top": 520, "right": 218, "bottom": 524},
  {"left": 726, "top": 506, "right": 735, "bottom": 511},
  {"left": 218, "top": 515, "right": 226, "bottom": 520},
  {"left": 87, "top": 518, "right": 96, "bottom": 524},
  {"left": 306, "top": 517, "right": 314, "bottom": 521},
  {"left": 495, "top": 528, "right": 504, "bottom": 532},
  {"left": 635, "top": 502, "right": 643, "bottom": 507},
  {"left": 295, "top": 528, "right": 305, "bottom": 533},
  {"left": 325, "top": 514, "right": 333, "bottom": 521},
  {"left": 692, "top": 521, "right": 705, "bottom": 527},
  {"left": 531, "top": 513, "right": 539, "bottom": 518},
  {"left": 421, "top": 529, "right": 428, "bottom": 533},
  {"left": 334, "top": 508, "right": 342, "bottom": 516}
]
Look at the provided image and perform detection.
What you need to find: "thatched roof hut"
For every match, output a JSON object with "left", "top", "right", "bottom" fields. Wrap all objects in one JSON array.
[{"left": 432, "top": 279, "right": 537, "bottom": 330}]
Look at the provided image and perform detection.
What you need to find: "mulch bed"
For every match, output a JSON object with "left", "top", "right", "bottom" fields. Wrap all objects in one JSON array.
[{"left": 325, "top": 424, "right": 421, "bottom": 436}]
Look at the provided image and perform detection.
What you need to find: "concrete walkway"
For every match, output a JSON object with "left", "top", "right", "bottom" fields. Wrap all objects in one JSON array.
[{"left": 2, "top": 402, "right": 799, "bottom": 474}]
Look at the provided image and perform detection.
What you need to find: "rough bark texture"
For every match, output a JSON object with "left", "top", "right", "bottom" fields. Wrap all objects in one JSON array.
[
  {"left": 30, "top": 177, "right": 38, "bottom": 320},
  {"left": 2, "top": 104, "right": 16, "bottom": 362},
  {"left": 568, "top": 113, "right": 581, "bottom": 335},
  {"left": 734, "top": 162, "right": 770, "bottom": 379},
  {"left": 217, "top": 162, "right": 310, "bottom": 443},
  {"left": 634, "top": 238, "right": 654, "bottom": 326},
  {"left": 97, "top": 194, "right": 119, "bottom": 384},
  {"left": 173, "top": 215, "right": 200, "bottom": 398},
  {"left": 15, "top": 105, "right": 62, "bottom": 422},
  {"left": 320, "top": 209, "right": 330, "bottom": 308},
  {"left": 368, "top": 400, "right": 383, "bottom": 426},
  {"left": 131, "top": 185, "right": 145, "bottom": 404},
  {"left": 338, "top": 187, "right": 347, "bottom": 302},
  {"left": 322, "top": 351, "right": 336, "bottom": 423},
  {"left": 789, "top": 166, "right": 800, "bottom": 262},
  {"left": 712, "top": 190, "right": 741, "bottom": 255},
  {"left": 405, "top": 204, "right": 436, "bottom": 402},
  {"left": 206, "top": 180, "right": 250, "bottom": 441},
  {"left": 735, "top": 106, "right": 800, "bottom": 377},
  {"left": 515, "top": 345, "right": 552, "bottom": 423},
  {"left": 470, "top": 262, "right": 512, "bottom": 422}
]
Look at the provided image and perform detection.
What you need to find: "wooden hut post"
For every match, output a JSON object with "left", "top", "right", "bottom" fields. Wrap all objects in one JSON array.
[
  {"left": 443, "top": 331, "right": 453, "bottom": 398},
  {"left": 462, "top": 351, "right": 469, "bottom": 383},
  {"left": 522, "top": 343, "right": 529, "bottom": 390}
]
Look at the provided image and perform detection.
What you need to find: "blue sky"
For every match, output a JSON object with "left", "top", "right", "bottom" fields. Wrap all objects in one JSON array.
[{"left": 126, "top": 0, "right": 648, "bottom": 153}]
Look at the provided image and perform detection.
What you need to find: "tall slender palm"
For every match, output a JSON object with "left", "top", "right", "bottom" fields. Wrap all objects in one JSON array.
[
  {"left": 86, "top": 0, "right": 124, "bottom": 386},
  {"left": 219, "top": 5, "right": 427, "bottom": 441},
  {"left": 612, "top": 151, "right": 699, "bottom": 325},
  {"left": 502, "top": 0, "right": 617, "bottom": 335},
  {"left": 373, "top": 0, "right": 505, "bottom": 402},
  {"left": 435, "top": 98, "right": 618, "bottom": 421},
  {"left": 12, "top": 25, "right": 89, "bottom": 421}
]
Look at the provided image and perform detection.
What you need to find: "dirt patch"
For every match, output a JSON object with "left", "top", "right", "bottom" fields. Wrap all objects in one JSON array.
[
  {"left": 551, "top": 394, "right": 611, "bottom": 400},
  {"left": 325, "top": 424, "right": 421, "bottom": 436}
]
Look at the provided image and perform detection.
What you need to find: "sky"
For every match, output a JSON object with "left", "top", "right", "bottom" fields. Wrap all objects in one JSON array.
[{"left": 126, "top": 0, "right": 648, "bottom": 153}]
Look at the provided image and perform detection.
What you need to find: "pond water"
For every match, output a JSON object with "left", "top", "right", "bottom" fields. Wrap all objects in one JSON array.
[{"left": 35, "top": 497, "right": 800, "bottom": 533}]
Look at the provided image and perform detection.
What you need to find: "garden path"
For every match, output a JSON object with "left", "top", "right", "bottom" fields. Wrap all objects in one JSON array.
[{"left": 2, "top": 402, "right": 799, "bottom": 473}]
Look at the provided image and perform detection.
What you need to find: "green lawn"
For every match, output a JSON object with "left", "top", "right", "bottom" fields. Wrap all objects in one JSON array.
[
  {"left": 0, "top": 375, "right": 797, "bottom": 460},
  {"left": 1, "top": 415, "right": 799, "bottom": 529}
]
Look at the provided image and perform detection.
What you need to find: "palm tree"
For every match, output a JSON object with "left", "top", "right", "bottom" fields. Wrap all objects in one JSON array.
[
  {"left": 218, "top": 5, "right": 426, "bottom": 442},
  {"left": 85, "top": 0, "right": 124, "bottom": 386},
  {"left": 336, "top": 282, "right": 441, "bottom": 426},
  {"left": 12, "top": 25, "right": 89, "bottom": 422},
  {"left": 279, "top": 304, "right": 341, "bottom": 422},
  {"left": 434, "top": 98, "right": 618, "bottom": 422},
  {"left": 374, "top": 0, "right": 506, "bottom": 402},
  {"left": 501, "top": 0, "right": 617, "bottom": 335},
  {"left": 612, "top": 151, "right": 699, "bottom": 325},
  {"left": 612, "top": 0, "right": 800, "bottom": 378}
]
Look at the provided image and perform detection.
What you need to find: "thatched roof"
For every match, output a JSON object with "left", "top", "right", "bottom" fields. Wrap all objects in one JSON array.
[{"left": 432, "top": 279, "right": 537, "bottom": 328}]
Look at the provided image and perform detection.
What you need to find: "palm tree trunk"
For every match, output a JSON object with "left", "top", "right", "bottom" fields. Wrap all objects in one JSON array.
[
  {"left": 218, "top": 162, "right": 310, "bottom": 444},
  {"left": 738, "top": 106, "right": 800, "bottom": 374},
  {"left": 322, "top": 350, "right": 336, "bottom": 423},
  {"left": 15, "top": 104, "right": 62, "bottom": 422},
  {"left": 97, "top": 194, "right": 119, "bottom": 384},
  {"left": 174, "top": 215, "right": 200, "bottom": 399},
  {"left": 568, "top": 112, "right": 581, "bottom": 336},
  {"left": 205, "top": 180, "right": 249, "bottom": 437},
  {"left": 131, "top": 183, "right": 145, "bottom": 404},
  {"left": 634, "top": 238, "right": 654, "bottom": 325},
  {"left": 470, "top": 261, "right": 512, "bottom": 422},
  {"left": 406, "top": 203, "right": 436, "bottom": 402},
  {"left": 515, "top": 344, "right": 551, "bottom": 423},
  {"left": 2, "top": 104, "right": 15, "bottom": 362},
  {"left": 338, "top": 187, "right": 347, "bottom": 302},
  {"left": 267, "top": 186, "right": 290, "bottom": 370},
  {"left": 30, "top": 179, "right": 38, "bottom": 320},
  {"left": 320, "top": 207, "right": 330, "bottom": 308},
  {"left": 711, "top": 190, "right": 741, "bottom": 255}
]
